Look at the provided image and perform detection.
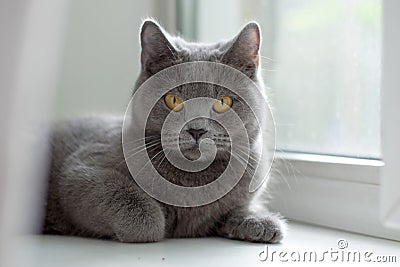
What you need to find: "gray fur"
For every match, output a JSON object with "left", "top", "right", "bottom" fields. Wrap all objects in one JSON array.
[{"left": 44, "top": 19, "right": 285, "bottom": 243}]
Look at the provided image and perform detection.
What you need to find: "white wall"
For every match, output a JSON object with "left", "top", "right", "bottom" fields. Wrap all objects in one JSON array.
[
  {"left": 0, "top": 1, "right": 68, "bottom": 266},
  {"left": 54, "top": 0, "right": 177, "bottom": 119}
]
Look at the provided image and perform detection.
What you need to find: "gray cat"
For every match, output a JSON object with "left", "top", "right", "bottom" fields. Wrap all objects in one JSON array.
[{"left": 44, "top": 19, "right": 286, "bottom": 243}]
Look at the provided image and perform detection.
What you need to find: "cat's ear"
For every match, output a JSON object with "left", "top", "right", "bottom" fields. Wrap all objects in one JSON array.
[
  {"left": 222, "top": 22, "right": 261, "bottom": 78},
  {"left": 140, "top": 19, "right": 177, "bottom": 74}
]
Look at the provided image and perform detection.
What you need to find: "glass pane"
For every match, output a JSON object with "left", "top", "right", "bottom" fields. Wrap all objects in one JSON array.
[{"left": 192, "top": 0, "right": 382, "bottom": 158}]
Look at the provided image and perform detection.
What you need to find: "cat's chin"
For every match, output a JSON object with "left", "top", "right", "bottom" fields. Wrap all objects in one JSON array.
[
  {"left": 175, "top": 146, "right": 214, "bottom": 162},
  {"left": 179, "top": 147, "right": 203, "bottom": 161}
]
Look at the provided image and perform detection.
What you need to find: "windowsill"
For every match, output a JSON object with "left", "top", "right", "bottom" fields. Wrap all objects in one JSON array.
[
  {"left": 268, "top": 152, "right": 400, "bottom": 241},
  {"left": 16, "top": 221, "right": 399, "bottom": 267}
]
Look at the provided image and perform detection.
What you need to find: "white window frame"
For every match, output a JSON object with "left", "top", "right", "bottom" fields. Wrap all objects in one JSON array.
[
  {"left": 186, "top": 0, "right": 400, "bottom": 241},
  {"left": 380, "top": 0, "right": 400, "bottom": 232}
]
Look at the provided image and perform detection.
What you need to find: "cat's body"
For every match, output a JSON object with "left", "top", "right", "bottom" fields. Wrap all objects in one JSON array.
[{"left": 44, "top": 20, "right": 285, "bottom": 243}]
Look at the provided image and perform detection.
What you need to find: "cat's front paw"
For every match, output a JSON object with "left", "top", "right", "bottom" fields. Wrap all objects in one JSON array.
[{"left": 224, "top": 214, "right": 285, "bottom": 243}]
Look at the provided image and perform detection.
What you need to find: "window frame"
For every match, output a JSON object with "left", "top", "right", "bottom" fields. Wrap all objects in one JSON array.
[
  {"left": 269, "top": 152, "right": 399, "bottom": 240},
  {"left": 380, "top": 0, "right": 400, "bottom": 232}
]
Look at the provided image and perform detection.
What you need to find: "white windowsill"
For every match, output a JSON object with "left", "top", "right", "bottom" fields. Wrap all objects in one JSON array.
[
  {"left": 268, "top": 152, "right": 400, "bottom": 241},
  {"left": 16, "top": 221, "right": 399, "bottom": 267}
]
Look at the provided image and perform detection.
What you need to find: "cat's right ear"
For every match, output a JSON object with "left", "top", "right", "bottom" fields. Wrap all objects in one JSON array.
[{"left": 140, "top": 20, "right": 177, "bottom": 74}]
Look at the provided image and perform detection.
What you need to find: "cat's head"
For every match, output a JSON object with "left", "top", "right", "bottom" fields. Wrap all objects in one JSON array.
[{"left": 133, "top": 19, "right": 265, "bottom": 162}]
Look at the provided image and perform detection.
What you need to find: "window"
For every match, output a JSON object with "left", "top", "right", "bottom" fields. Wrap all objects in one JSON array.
[
  {"left": 178, "top": 0, "right": 400, "bottom": 240},
  {"left": 185, "top": 0, "right": 382, "bottom": 159}
]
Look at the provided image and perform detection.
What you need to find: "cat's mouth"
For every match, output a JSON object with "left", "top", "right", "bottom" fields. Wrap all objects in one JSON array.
[
  {"left": 156, "top": 133, "right": 231, "bottom": 161},
  {"left": 173, "top": 140, "right": 230, "bottom": 161}
]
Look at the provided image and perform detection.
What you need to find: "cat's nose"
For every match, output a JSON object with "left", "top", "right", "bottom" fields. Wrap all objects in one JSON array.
[{"left": 186, "top": 128, "right": 208, "bottom": 143}]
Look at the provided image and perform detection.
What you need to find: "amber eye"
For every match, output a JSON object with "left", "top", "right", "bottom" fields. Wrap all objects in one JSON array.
[
  {"left": 164, "top": 94, "right": 183, "bottom": 111},
  {"left": 213, "top": 96, "right": 233, "bottom": 113}
]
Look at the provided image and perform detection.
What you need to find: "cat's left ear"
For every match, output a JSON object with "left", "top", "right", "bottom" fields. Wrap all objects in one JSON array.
[{"left": 222, "top": 22, "right": 261, "bottom": 78}]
